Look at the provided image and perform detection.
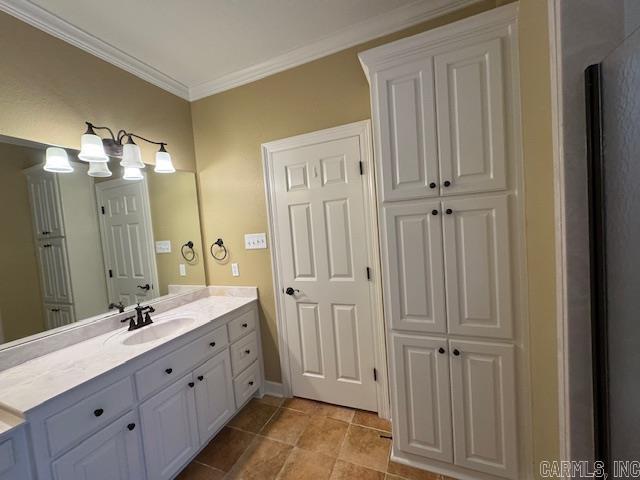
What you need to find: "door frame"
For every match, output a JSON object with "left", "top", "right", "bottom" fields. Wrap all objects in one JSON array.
[
  {"left": 95, "top": 175, "right": 159, "bottom": 304},
  {"left": 262, "top": 120, "right": 390, "bottom": 418}
]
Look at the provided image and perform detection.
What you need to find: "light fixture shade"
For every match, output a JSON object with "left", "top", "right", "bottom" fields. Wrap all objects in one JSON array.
[
  {"left": 154, "top": 150, "right": 175, "bottom": 173},
  {"left": 78, "top": 134, "right": 109, "bottom": 163},
  {"left": 88, "top": 161, "right": 112, "bottom": 177},
  {"left": 123, "top": 166, "right": 144, "bottom": 181},
  {"left": 44, "top": 147, "right": 73, "bottom": 173},
  {"left": 121, "top": 143, "right": 145, "bottom": 169}
]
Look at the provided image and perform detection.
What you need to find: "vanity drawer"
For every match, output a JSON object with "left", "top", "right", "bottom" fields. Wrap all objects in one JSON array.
[
  {"left": 135, "top": 325, "right": 228, "bottom": 399},
  {"left": 233, "top": 361, "right": 261, "bottom": 407},
  {"left": 230, "top": 331, "right": 258, "bottom": 376},
  {"left": 46, "top": 377, "right": 134, "bottom": 457},
  {"left": 228, "top": 309, "right": 256, "bottom": 343}
]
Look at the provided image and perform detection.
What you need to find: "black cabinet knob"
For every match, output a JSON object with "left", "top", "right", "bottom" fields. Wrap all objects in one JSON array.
[
  {"left": 431, "top": 209, "right": 438, "bottom": 216},
  {"left": 453, "top": 349, "right": 460, "bottom": 356},
  {"left": 248, "top": 381, "right": 254, "bottom": 386},
  {"left": 438, "top": 347, "right": 445, "bottom": 354},
  {"left": 443, "top": 180, "right": 451, "bottom": 187},
  {"left": 242, "top": 323, "right": 248, "bottom": 328},
  {"left": 429, "top": 182, "right": 436, "bottom": 189},
  {"left": 245, "top": 349, "right": 251, "bottom": 354},
  {"left": 165, "top": 368, "right": 173, "bottom": 374},
  {"left": 94, "top": 408, "right": 104, "bottom": 417},
  {"left": 188, "top": 382, "right": 195, "bottom": 388},
  {"left": 209, "top": 342, "right": 216, "bottom": 347},
  {"left": 197, "top": 375, "right": 204, "bottom": 381},
  {"left": 127, "top": 423, "right": 136, "bottom": 431},
  {"left": 446, "top": 208, "right": 453, "bottom": 215}
]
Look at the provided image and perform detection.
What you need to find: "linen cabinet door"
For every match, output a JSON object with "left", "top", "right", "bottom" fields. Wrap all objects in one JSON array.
[
  {"left": 36, "top": 241, "right": 57, "bottom": 304},
  {"left": 442, "top": 195, "right": 513, "bottom": 339},
  {"left": 373, "top": 59, "right": 439, "bottom": 202},
  {"left": 391, "top": 333, "right": 452, "bottom": 462},
  {"left": 194, "top": 350, "right": 235, "bottom": 444},
  {"left": 435, "top": 38, "right": 507, "bottom": 195},
  {"left": 27, "top": 172, "right": 63, "bottom": 238},
  {"left": 140, "top": 375, "right": 199, "bottom": 480},
  {"left": 449, "top": 340, "right": 518, "bottom": 479},
  {"left": 382, "top": 201, "right": 446, "bottom": 333},
  {"left": 52, "top": 411, "right": 145, "bottom": 480}
]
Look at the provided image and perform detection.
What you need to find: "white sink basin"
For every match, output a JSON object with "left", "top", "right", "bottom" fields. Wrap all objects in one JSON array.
[{"left": 107, "top": 316, "right": 196, "bottom": 346}]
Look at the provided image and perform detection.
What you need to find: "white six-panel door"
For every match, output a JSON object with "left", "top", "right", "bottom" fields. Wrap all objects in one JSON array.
[
  {"left": 97, "top": 180, "right": 155, "bottom": 307},
  {"left": 271, "top": 134, "right": 377, "bottom": 411},
  {"left": 449, "top": 339, "right": 517, "bottom": 478},
  {"left": 382, "top": 200, "right": 446, "bottom": 333},
  {"left": 392, "top": 333, "right": 452, "bottom": 462}
]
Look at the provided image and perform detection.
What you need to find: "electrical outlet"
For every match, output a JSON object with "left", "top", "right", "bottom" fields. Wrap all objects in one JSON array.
[
  {"left": 244, "top": 233, "right": 267, "bottom": 250},
  {"left": 231, "top": 263, "right": 239, "bottom": 277},
  {"left": 179, "top": 264, "right": 186, "bottom": 277}
]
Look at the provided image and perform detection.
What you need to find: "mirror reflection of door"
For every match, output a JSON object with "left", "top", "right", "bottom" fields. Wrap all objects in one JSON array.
[{"left": 96, "top": 178, "right": 158, "bottom": 307}]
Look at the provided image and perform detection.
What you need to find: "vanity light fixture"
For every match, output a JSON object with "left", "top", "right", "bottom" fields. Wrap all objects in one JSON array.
[
  {"left": 75, "top": 122, "right": 175, "bottom": 179},
  {"left": 44, "top": 147, "right": 74, "bottom": 173}
]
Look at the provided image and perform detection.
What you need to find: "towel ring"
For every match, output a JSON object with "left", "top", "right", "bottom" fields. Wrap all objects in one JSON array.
[
  {"left": 181, "top": 241, "right": 196, "bottom": 262},
  {"left": 210, "top": 238, "right": 228, "bottom": 261}
]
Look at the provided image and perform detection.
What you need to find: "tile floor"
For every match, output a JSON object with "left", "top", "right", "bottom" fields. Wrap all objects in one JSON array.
[{"left": 177, "top": 395, "right": 456, "bottom": 480}]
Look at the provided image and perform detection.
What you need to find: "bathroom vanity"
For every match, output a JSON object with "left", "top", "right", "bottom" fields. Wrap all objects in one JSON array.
[{"left": 0, "top": 287, "right": 263, "bottom": 480}]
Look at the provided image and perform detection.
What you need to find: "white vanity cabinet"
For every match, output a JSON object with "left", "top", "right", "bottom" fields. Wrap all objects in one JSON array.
[
  {"left": 361, "top": 5, "right": 526, "bottom": 480},
  {"left": 20, "top": 301, "right": 263, "bottom": 480},
  {"left": 0, "top": 426, "right": 33, "bottom": 480}
]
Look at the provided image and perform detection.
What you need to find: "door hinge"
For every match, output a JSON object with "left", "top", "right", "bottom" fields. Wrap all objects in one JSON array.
[
  {"left": 373, "top": 368, "right": 378, "bottom": 381},
  {"left": 108, "top": 269, "right": 113, "bottom": 278},
  {"left": 366, "top": 267, "right": 371, "bottom": 280},
  {"left": 100, "top": 206, "right": 105, "bottom": 215},
  {"left": 359, "top": 161, "right": 364, "bottom": 175}
]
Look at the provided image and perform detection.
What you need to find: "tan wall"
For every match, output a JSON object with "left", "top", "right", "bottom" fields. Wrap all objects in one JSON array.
[
  {"left": 191, "top": 0, "right": 559, "bottom": 475},
  {"left": 0, "top": 143, "right": 45, "bottom": 342},
  {"left": 0, "top": 12, "right": 196, "bottom": 172},
  {"left": 148, "top": 171, "right": 207, "bottom": 295}
]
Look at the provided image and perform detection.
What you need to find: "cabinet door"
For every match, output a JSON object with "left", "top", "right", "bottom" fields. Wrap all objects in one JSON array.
[
  {"left": 37, "top": 238, "right": 73, "bottom": 304},
  {"left": 435, "top": 38, "right": 507, "bottom": 195},
  {"left": 442, "top": 195, "right": 513, "bottom": 339},
  {"left": 193, "top": 350, "right": 235, "bottom": 444},
  {"left": 391, "top": 333, "right": 452, "bottom": 462},
  {"left": 382, "top": 201, "right": 446, "bottom": 333},
  {"left": 449, "top": 340, "right": 517, "bottom": 479},
  {"left": 27, "top": 173, "right": 63, "bottom": 238},
  {"left": 43, "top": 304, "right": 75, "bottom": 330},
  {"left": 140, "top": 374, "right": 199, "bottom": 480},
  {"left": 51, "top": 411, "right": 145, "bottom": 480},
  {"left": 374, "top": 59, "right": 439, "bottom": 202}
]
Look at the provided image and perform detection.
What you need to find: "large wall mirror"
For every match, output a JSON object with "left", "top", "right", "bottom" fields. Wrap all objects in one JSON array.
[{"left": 0, "top": 136, "right": 206, "bottom": 347}]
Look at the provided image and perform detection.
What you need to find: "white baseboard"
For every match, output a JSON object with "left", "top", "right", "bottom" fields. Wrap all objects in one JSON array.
[{"left": 262, "top": 381, "right": 285, "bottom": 398}]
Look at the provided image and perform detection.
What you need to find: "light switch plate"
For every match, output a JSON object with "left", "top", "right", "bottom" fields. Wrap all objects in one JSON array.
[
  {"left": 179, "top": 264, "right": 186, "bottom": 277},
  {"left": 244, "top": 233, "right": 267, "bottom": 250},
  {"left": 155, "top": 240, "right": 171, "bottom": 254},
  {"left": 231, "top": 263, "right": 239, "bottom": 277}
]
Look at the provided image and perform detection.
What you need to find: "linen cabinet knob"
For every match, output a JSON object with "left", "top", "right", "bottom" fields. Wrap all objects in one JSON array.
[
  {"left": 438, "top": 347, "right": 445, "bottom": 354},
  {"left": 431, "top": 210, "right": 438, "bottom": 216},
  {"left": 429, "top": 182, "right": 436, "bottom": 189},
  {"left": 453, "top": 349, "right": 460, "bottom": 356},
  {"left": 443, "top": 180, "right": 451, "bottom": 187}
]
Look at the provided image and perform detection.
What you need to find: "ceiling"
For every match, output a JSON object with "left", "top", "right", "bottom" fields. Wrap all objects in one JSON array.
[{"left": 0, "top": 0, "right": 479, "bottom": 100}]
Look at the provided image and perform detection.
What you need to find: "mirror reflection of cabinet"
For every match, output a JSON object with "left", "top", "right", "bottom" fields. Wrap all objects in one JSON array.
[{"left": 24, "top": 165, "right": 108, "bottom": 330}]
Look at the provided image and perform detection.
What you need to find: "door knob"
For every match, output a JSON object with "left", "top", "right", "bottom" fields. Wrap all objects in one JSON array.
[
  {"left": 285, "top": 287, "right": 299, "bottom": 296},
  {"left": 137, "top": 284, "right": 151, "bottom": 291}
]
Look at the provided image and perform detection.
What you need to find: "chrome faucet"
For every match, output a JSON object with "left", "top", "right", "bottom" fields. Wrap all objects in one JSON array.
[{"left": 121, "top": 303, "right": 155, "bottom": 331}]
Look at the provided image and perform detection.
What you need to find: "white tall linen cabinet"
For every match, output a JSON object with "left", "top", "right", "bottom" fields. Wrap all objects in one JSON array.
[{"left": 360, "top": 4, "right": 530, "bottom": 480}]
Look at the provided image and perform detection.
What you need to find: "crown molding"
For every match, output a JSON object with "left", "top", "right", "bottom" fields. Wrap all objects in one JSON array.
[
  {"left": 0, "top": 0, "right": 482, "bottom": 102},
  {"left": 0, "top": 0, "right": 190, "bottom": 99},
  {"left": 188, "top": 0, "right": 482, "bottom": 100}
]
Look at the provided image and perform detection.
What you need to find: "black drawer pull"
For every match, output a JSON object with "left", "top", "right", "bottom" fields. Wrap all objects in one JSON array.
[
  {"left": 245, "top": 349, "right": 251, "bottom": 354},
  {"left": 242, "top": 323, "right": 248, "bottom": 328},
  {"left": 127, "top": 423, "right": 136, "bottom": 431},
  {"left": 188, "top": 382, "right": 195, "bottom": 388},
  {"left": 438, "top": 347, "right": 445, "bottom": 354},
  {"left": 209, "top": 342, "right": 216, "bottom": 347},
  {"left": 165, "top": 368, "right": 173, "bottom": 374},
  {"left": 94, "top": 408, "right": 104, "bottom": 417},
  {"left": 453, "top": 349, "right": 460, "bottom": 356},
  {"left": 248, "top": 381, "right": 254, "bottom": 386},
  {"left": 197, "top": 375, "right": 204, "bottom": 381}
]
